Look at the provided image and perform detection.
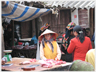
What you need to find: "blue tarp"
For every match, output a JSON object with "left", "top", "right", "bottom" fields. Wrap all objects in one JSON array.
[{"left": 2, "top": 1, "right": 52, "bottom": 22}]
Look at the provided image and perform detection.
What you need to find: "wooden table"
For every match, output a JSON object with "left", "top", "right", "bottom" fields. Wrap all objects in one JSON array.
[{"left": 2, "top": 57, "right": 72, "bottom": 71}]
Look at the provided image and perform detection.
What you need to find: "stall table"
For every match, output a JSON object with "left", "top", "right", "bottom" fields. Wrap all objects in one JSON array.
[{"left": 2, "top": 57, "right": 72, "bottom": 71}]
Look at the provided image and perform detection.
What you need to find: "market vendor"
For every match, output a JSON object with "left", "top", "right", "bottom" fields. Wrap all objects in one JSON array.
[
  {"left": 67, "top": 25, "right": 92, "bottom": 61},
  {"left": 38, "top": 29, "right": 61, "bottom": 60}
]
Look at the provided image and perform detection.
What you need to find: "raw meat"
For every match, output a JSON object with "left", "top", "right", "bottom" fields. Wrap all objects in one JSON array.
[
  {"left": 54, "top": 61, "right": 66, "bottom": 65},
  {"left": 39, "top": 59, "right": 66, "bottom": 68},
  {"left": 29, "top": 59, "right": 36, "bottom": 62},
  {"left": 19, "top": 61, "right": 31, "bottom": 65}
]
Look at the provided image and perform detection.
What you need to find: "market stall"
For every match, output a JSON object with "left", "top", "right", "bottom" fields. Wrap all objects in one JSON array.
[
  {"left": 11, "top": 44, "right": 37, "bottom": 58},
  {"left": 2, "top": 57, "right": 72, "bottom": 71},
  {"left": 2, "top": 1, "right": 52, "bottom": 49},
  {"left": 11, "top": 49, "right": 36, "bottom": 58}
]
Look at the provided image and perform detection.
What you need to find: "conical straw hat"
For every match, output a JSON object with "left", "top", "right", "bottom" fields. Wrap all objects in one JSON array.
[{"left": 38, "top": 29, "right": 58, "bottom": 41}]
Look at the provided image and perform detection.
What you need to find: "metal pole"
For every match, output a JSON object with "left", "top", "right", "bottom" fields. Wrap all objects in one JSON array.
[
  {"left": 36, "top": 40, "right": 40, "bottom": 60},
  {"left": 35, "top": 18, "right": 38, "bottom": 39}
]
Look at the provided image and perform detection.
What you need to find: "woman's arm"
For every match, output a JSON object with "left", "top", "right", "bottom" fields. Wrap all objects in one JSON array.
[
  {"left": 89, "top": 39, "right": 92, "bottom": 50},
  {"left": 40, "top": 43, "right": 47, "bottom": 60},
  {"left": 67, "top": 39, "right": 75, "bottom": 54},
  {"left": 56, "top": 42, "right": 61, "bottom": 60}
]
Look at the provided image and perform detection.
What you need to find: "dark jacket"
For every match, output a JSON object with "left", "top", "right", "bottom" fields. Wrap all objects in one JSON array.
[{"left": 61, "top": 35, "right": 75, "bottom": 62}]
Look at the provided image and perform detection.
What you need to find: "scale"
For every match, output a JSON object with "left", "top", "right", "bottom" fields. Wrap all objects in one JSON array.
[{"left": 3, "top": 50, "right": 12, "bottom": 62}]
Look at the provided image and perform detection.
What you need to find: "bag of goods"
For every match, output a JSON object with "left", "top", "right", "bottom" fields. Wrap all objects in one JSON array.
[{"left": 18, "top": 42, "right": 23, "bottom": 45}]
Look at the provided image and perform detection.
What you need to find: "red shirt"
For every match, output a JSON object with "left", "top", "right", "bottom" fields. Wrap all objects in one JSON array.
[{"left": 67, "top": 36, "right": 92, "bottom": 61}]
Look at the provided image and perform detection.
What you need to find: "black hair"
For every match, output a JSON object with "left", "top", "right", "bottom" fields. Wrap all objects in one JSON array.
[
  {"left": 69, "top": 29, "right": 73, "bottom": 32},
  {"left": 73, "top": 25, "right": 85, "bottom": 43}
]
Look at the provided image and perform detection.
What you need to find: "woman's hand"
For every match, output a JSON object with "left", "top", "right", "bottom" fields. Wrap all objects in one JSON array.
[
  {"left": 55, "top": 57, "right": 59, "bottom": 61},
  {"left": 61, "top": 51, "right": 65, "bottom": 54},
  {"left": 62, "top": 44, "right": 67, "bottom": 50}
]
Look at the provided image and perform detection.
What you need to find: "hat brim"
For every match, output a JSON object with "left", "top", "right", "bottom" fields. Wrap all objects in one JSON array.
[{"left": 38, "top": 29, "right": 58, "bottom": 41}]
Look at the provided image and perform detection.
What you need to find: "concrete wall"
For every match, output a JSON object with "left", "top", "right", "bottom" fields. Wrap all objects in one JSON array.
[{"left": 71, "top": 9, "right": 79, "bottom": 25}]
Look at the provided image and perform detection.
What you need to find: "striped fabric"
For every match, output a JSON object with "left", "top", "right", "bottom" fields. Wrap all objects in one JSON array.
[{"left": 2, "top": 1, "right": 52, "bottom": 22}]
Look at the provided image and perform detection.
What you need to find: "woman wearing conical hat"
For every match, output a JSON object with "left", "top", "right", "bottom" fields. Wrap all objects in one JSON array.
[{"left": 38, "top": 29, "right": 61, "bottom": 60}]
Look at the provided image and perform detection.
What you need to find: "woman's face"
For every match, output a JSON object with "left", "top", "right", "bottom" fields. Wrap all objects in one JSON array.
[
  {"left": 44, "top": 33, "right": 51, "bottom": 40},
  {"left": 73, "top": 31, "right": 78, "bottom": 36},
  {"left": 70, "top": 31, "right": 74, "bottom": 36}
]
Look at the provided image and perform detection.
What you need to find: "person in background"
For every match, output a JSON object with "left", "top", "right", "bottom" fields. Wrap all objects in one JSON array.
[
  {"left": 5, "top": 25, "right": 19, "bottom": 49},
  {"left": 86, "top": 28, "right": 90, "bottom": 38},
  {"left": 82, "top": 28, "right": 87, "bottom": 36},
  {"left": 91, "top": 32, "right": 95, "bottom": 46},
  {"left": 38, "top": 29, "right": 61, "bottom": 60},
  {"left": 67, "top": 25, "right": 92, "bottom": 61},
  {"left": 39, "top": 23, "right": 50, "bottom": 36},
  {"left": 30, "top": 35, "right": 38, "bottom": 45},
  {"left": 85, "top": 49, "right": 95, "bottom": 68},
  {"left": 2, "top": 22, "right": 8, "bottom": 35},
  {"left": 2, "top": 22, "right": 9, "bottom": 50},
  {"left": 61, "top": 22, "right": 76, "bottom": 62}
]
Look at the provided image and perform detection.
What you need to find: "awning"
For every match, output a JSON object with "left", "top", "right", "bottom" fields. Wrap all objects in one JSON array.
[
  {"left": 2, "top": 1, "right": 52, "bottom": 22},
  {"left": 40, "top": 1, "right": 95, "bottom": 9}
]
